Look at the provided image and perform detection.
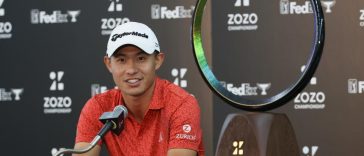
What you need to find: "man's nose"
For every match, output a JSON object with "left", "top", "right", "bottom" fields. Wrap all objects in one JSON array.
[{"left": 125, "top": 61, "right": 138, "bottom": 75}]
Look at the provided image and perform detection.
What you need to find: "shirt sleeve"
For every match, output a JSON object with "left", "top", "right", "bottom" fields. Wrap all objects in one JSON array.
[
  {"left": 168, "top": 95, "right": 203, "bottom": 152},
  {"left": 75, "top": 97, "right": 104, "bottom": 145}
]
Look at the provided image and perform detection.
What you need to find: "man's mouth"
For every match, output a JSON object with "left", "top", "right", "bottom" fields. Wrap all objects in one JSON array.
[{"left": 125, "top": 78, "right": 141, "bottom": 84}]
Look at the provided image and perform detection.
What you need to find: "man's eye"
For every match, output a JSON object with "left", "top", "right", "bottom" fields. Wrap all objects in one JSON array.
[
  {"left": 138, "top": 56, "right": 146, "bottom": 61},
  {"left": 118, "top": 58, "right": 125, "bottom": 62}
]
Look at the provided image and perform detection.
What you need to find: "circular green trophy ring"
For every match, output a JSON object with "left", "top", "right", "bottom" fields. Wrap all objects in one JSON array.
[{"left": 192, "top": 0, "right": 325, "bottom": 111}]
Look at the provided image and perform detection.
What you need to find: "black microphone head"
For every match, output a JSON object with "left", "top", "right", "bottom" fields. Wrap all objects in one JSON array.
[
  {"left": 113, "top": 105, "right": 128, "bottom": 119},
  {"left": 99, "top": 105, "right": 128, "bottom": 135}
]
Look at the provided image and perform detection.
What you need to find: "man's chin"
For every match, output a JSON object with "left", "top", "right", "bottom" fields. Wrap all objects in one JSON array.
[{"left": 121, "top": 90, "right": 144, "bottom": 97}]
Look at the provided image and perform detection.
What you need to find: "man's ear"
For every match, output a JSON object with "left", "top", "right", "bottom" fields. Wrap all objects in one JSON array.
[
  {"left": 155, "top": 52, "right": 165, "bottom": 70},
  {"left": 104, "top": 56, "right": 112, "bottom": 73}
]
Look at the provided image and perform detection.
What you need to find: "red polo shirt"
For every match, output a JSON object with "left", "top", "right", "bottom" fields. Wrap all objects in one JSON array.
[{"left": 75, "top": 78, "right": 204, "bottom": 156}]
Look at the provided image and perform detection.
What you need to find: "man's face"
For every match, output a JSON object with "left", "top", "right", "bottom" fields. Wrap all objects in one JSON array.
[{"left": 104, "top": 45, "right": 164, "bottom": 98}]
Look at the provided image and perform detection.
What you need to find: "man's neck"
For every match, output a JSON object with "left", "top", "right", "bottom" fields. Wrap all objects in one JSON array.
[{"left": 123, "top": 82, "right": 156, "bottom": 123}]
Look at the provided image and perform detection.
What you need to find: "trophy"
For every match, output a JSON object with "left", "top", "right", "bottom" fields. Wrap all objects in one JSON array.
[{"left": 192, "top": 0, "right": 325, "bottom": 155}]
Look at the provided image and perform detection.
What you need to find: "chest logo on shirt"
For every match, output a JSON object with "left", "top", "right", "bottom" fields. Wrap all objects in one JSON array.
[
  {"left": 182, "top": 124, "right": 192, "bottom": 133},
  {"left": 159, "top": 132, "right": 163, "bottom": 142}
]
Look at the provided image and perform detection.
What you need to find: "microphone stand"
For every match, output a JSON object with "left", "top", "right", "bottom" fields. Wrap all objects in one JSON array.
[
  {"left": 53, "top": 121, "right": 115, "bottom": 156},
  {"left": 53, "top": 105, "right": 127, "bottom": 156}
]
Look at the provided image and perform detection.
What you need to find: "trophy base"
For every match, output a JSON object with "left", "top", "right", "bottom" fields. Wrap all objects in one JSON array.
[{"left": 215, "top": 113, "right": 299, "bottom": 156}]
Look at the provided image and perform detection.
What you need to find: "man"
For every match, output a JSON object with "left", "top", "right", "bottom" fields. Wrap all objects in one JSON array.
[{"left": 74, "top": 22, "right": 204, "bottom": 156}]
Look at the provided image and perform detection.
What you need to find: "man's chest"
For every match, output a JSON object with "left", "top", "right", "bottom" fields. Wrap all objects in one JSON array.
[{"left": 105, "top": 110, "right": 171, "bottom": 156}]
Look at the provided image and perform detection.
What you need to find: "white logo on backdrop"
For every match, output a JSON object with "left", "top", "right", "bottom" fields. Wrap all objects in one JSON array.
[
  {"left": 321, "top": 0, "right": 336, "bottom": 13},
  {"left": 348, "top": 79, "right": 364, "bottom": 94},
  {"left": 91, "top": 84, "right": 108, "bottom": 96},
  {"left": 171, "top": 68, "right": 188, "bottom": 88},
  {"left": 360, "top": 10, "right": 364, "bottom": 27},
  {"left": 0, "top": 0, "right": 5, "bottom": 16},
  {"left": 30, "top": 9, "right": 80, "bottom": 24},
  {"left": 221, "top": 81, "right": 271, "bottom": 96},
  {"left": 44, "top": 71, "right": 72, "bottom": 114},
  {"left": 234, "top": 0, "right": 250, "bottom": 7},
  {"left": 302, "top": 146, "right": 319, "bottom": 156},
  {"left": 101, "top": 18, "right": 130, "bottom": 35},
  {"left": 257, "top": 83, "right": 271, "bottom": 95},
  {"left": 301, "top": 65, "right": 317, "bottom": 85},
  {"left": 227, "top": 0, "right": 258, "bottom": 31},
  {"left": 294, "top": 65, "right": 325, "bottom": 110},
  {"left": 151, "top": 5, "right": 195, "bottom": 20},
  {"left": 50, "top": 71, "right": 64, "bottom": 91},
  {"left": 280, "top": 0, "right": 313, "bottom": 15},
  {"left": 280, "top": 0, "right": 335, "bottom": 15},
  {"left": 68, "top": 11, "right": 80, "bottom": 22},
  {"left": 0, "top": 88, "right": 23, "bottom": 102},
  {"left": 280, "top": 0, "right": 290, "bottom": 14},
  {"left": 0, "top": 0, "right": 12, "bottom": 39},
  {"left": 108, "top": 0, "right": 122, "bottom": 12},
  {"left": 101, "top": 0, "right": 130, "bottom": 35},
  {"left": 0, "top": 21, "right": 12, "bottom": 39}
]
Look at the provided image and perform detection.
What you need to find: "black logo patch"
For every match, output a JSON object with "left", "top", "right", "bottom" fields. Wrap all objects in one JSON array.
[{"left": 111, "top": 32, "right": 149, "bottom": 41}]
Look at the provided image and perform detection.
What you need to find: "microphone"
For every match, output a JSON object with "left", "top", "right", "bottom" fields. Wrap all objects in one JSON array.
[
  {"left": 98, "top": 105, "right": 128, "bottom": 136},
  {"left": 53, "top": 105, "right": 128, "bottom": 156}
]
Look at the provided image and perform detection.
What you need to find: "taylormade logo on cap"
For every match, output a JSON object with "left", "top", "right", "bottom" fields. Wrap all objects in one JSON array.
[
  {"left": 111, "top": 32, "right": 148, "bottom": 41},
  {"left": 106, "top": 22, "right": 160, "bottom": 57}
]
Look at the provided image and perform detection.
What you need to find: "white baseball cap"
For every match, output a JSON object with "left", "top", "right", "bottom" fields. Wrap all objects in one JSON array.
[{"left": 106, "top": 22, "right": 160, "bottom": 57}]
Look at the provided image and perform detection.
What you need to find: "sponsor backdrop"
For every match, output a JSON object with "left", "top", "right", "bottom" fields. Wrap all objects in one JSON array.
[
  {"left": 0, "top": 0, "right": 363, "bottom": 156},
  {"left": 0, "top": 0, "right": 213, "bottom": 155}
]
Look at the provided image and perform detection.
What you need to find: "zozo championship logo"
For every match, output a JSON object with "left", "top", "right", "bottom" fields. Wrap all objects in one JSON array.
[
  {"left": 101, "top": 0, "right": 130, "bottom": 35},
  {"left": 171, "top": 68, "right": 188, "bottom": 88},
  {"left": 43, "top": 71, "right": 72, "bottom": 114},
  {"left": 294, "top": 65, "right": 326, "bottom": 110},
  {"left": 227, "top": 0, "right": 258, "bottom": 31}
]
